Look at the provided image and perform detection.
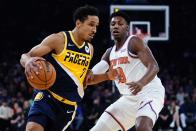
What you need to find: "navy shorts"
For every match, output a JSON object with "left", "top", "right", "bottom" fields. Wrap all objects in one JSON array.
[{"left": 27, "top": 90, "right": 77, "bottom": 131}]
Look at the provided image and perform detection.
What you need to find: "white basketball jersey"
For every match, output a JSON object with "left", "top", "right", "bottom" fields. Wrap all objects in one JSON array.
[{"left": 109, "top": 35, "right": 163, "bottom": 95}]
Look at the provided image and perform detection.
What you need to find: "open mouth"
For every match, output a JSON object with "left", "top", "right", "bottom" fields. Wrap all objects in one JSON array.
[
  {"left": 112, "top": 30, "right": 120, "bottom": 35},
  {"left": 89, "top": 34, "right": 94, "bottom": 39}
]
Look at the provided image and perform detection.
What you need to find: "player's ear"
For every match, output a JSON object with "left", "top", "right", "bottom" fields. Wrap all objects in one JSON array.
[{"left": 76, "top": 19, "right": 81, "bottom": 28}]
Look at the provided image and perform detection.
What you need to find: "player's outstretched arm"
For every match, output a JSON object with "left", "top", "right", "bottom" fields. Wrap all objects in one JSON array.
[
  {"left": 85, "top": 67, "right": 117, "bottom": 85},
  {"left": 85, "top": 47, "right": 115, "bottom": 85}
]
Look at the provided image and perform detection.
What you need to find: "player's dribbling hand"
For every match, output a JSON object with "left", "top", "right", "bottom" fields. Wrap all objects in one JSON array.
[
  {"left": 25, "top": 57, "right": 45, "bottom": 79},
  {"left": 126, "top": 81, "right": 143, "bottom": 95}
]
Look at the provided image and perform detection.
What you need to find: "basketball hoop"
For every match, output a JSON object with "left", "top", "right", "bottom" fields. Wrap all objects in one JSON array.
[{"left": 131, "top": 32, "right": 150, "bottom": 43}]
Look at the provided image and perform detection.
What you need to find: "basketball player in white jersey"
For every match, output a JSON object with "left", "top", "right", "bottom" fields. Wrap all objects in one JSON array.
[{"left": 85, "top": 11, "right": 165, "bottom": 131}]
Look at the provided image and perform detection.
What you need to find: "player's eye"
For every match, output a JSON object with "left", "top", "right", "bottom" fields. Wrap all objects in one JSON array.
[
  {"left": 119, "top": 23, "right": 123, "bottom": 26},
  {"left": 111, "top": 22, "right": 115, "bottom": 26},
  {"left": 89, "top": 23, "right": 95, "bottom": 27},
  {"left": 118, "top": 22, "right": 124, "bottom": 26}
]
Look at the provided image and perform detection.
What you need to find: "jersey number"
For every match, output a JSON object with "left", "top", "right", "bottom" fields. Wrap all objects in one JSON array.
[
  {"left": 80, "top": 68, "right": 86, "bottom": 78},
  {"left": 116, "top": 67, "right": 126, "bottom": 83}
]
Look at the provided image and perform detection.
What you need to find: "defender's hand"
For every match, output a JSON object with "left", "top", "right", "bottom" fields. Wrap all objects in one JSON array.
[
  {"left": 106, "top": 67, "right": 118, "bottom": 80},
  {"left": 126, "top": 81, "right": 143, "bottom": 95}
]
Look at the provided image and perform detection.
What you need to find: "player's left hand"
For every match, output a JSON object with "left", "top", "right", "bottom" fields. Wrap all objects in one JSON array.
[
  {"left": 106, "top": 67, "right": 118, "bottom": 80},
  {"left": 126, "top": 81, "right": 144, "bottom": 95},
  {"left": 84, "top": 69, "right": 94, "bottom": 86}
]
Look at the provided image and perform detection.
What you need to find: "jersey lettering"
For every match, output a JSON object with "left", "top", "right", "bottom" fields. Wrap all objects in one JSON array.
[
  {"left": 110, "top": 57, "right": 129, "bottom": 67},
  {"left": 64, "top": 50, "right": 90, "bottom": 67}
]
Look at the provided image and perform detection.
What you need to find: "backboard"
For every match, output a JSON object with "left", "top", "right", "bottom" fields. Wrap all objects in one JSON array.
[{"left": 110, "top": 5, "right": 170, "bottom": 42}]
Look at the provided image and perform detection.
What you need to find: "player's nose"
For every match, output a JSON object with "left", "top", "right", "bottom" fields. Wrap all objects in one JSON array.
[
  {"left": 92, "top": 27, "right": 97, "bottom": 34},
  {"left": 113, "top": 23, "right": 119, "bottom": 29}
]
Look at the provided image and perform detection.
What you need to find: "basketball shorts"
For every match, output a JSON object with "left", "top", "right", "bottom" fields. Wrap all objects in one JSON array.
[
  {"left": 27, "top": 90, "right": 77, "bottom": 131},
  {"left": 91, "top": 85, "right": 165, "bottom": 131}
]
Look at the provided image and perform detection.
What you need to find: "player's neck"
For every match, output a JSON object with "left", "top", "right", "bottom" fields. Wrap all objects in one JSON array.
[
  {"left": 114, "top": 35, "right": 128, "bottom": 51},
  {"left": 71, "top": 29, "right": 84, "bottom": 46}
]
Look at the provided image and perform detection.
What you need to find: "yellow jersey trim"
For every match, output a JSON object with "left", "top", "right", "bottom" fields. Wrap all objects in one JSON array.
[
  {"left": 34, "top": 92, "right": 43, "bottom": 101},
  {"left": 48, "top": 90, "right": 77, "bottom": 106},
  {"left": 69, "top": 31, "right": 85, "bottom": 49},
  {"left": 52, "top": 32, "right": 67, "bottom": 57}
]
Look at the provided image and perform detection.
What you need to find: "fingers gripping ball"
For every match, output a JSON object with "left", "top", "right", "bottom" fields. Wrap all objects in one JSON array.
[{"left": 26, "top": 60, "right": 56, "bottom": 90}]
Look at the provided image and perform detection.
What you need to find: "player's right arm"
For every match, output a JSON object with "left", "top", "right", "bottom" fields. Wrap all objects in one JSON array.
[{"left": 20, "top": 32, "right": 64, "bottom": 76}]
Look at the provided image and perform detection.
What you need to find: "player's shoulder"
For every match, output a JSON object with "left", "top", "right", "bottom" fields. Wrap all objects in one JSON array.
[
  {"left": 42, "top": 31, "right": 65, "bottom": 50},
  {"left": 101, "top": 46, "right": 113, "bottom": 62},
  {"left": 129, "top": 35, "right": 145, "bottom": 46},
  {"left": 54, "top": 32, "right": 66, "bottom": 44},
  {"left": 45, "top": 32, "right": 64, "bottom": 42},
  {"left": 128, "top": 35, "right": 146, "bottom": 53},
  {"left": 54, "top": 31, "right": 65, "bottom": 40},
  {"left": 106, "top": 47, "right": 113, "bottom": 53}
]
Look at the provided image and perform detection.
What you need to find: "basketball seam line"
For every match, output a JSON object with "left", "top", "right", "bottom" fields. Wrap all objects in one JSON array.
[{"left": 28, "top": 60, "right": 54, "bottom": 86}]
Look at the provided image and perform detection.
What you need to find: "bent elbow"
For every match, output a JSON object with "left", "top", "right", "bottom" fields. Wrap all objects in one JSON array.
[
  {"left": 20, "top": 53, "right": 29, "bottom": 68},
  {"left": 154, "top": 64, "right": 159, "bottom": 74}
]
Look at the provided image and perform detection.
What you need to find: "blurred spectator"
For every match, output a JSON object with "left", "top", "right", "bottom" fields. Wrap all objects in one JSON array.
[
  {"left": 169, "top": 98, "right": 182, "bottom": 131},
  {"left": 0, "top": 100, "right": 13, "bottom": 131},
  {"left": 10, "top": 101, "right": 25, "bottom": 131},
  {"left": 154, "top": 103, "right": 172, "bottom": 131},
  {"left": 180, "top": 96, "right": 196, "bottom": 130},
  {"left": 86, "top": 95, "right": 102, "bottom": 129},
  {"left": 184, "top": 80, "right": 194, "bottom": 96},
  {"left": 176, "top": 86, "right": 185, "bottom": 106},
  {"left": 23, "top": 100, "right": 30, "bottom": 120}
]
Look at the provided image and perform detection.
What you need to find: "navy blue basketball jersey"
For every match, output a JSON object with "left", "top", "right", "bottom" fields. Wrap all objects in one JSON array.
[{"left": 45, "top": 31, "right": 93, "bottom": 102}]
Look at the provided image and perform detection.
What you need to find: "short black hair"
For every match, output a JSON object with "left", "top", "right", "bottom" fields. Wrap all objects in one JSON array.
[
  {"left": 110, "top": 11, "right": 130, "bottom": 24},
  {"left": 73, "top": 5, "right": 99, "bottom": 23}
]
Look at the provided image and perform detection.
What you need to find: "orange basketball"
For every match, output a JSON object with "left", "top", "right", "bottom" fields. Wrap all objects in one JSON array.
[{"left": 26, "top": 60, "right": 56, "bottom": 90}]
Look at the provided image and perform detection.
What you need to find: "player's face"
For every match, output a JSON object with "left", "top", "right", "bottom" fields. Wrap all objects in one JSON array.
[
  {"left": 78, "top": 15, "right": 99, "bottom": 42},
  {"left": 110, "top": 16, "right": 128, "bottom": 40}
]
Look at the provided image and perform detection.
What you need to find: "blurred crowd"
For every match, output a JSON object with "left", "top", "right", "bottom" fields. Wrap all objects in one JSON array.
[{"left": 0, "top": 49, "right": 196, "bottom": 131}]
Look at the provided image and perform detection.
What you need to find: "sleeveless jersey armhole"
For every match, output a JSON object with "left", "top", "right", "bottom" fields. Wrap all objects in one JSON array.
[
  {"left": 103, "top": 47, "right": 113, "bottom": 64},
  {"left": 52, "top": 31, "right": 67, "bottom": 57},
  {"left": 127, "top": 36, "right": 139, "bottom": 58}
]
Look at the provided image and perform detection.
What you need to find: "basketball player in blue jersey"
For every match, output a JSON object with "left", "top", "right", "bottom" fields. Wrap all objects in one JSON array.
[
  {"left": 86, "top": 11, "right": 165, "bottom": 131},
  {"left": 20, "top": 5, "right": 100, "bottom": 131}
]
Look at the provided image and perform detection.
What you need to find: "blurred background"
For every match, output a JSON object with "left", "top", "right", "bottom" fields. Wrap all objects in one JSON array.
[{"left": 0, "top": 0, "right": 196, "bottom": 131}]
